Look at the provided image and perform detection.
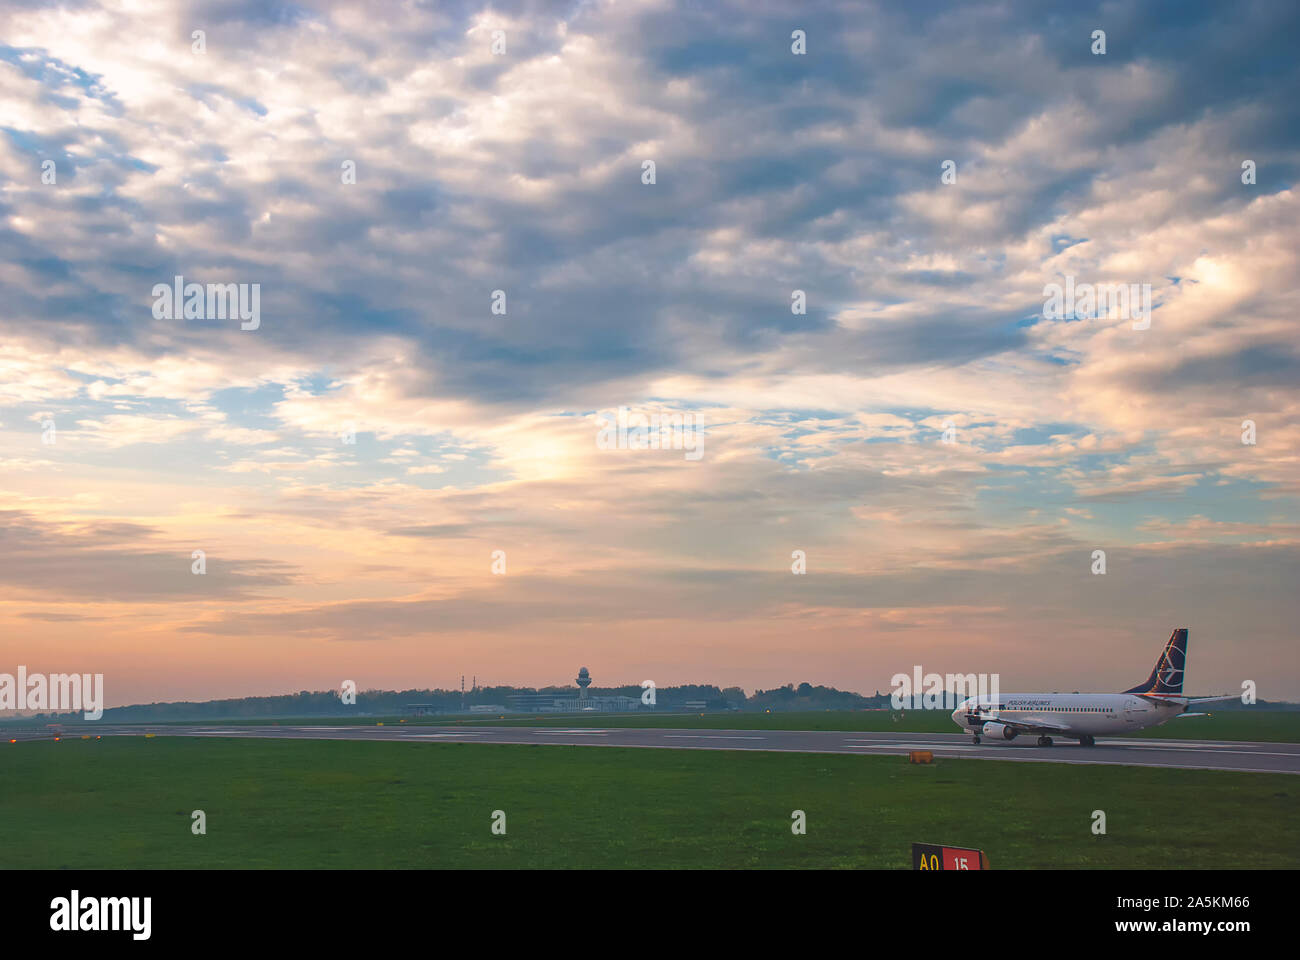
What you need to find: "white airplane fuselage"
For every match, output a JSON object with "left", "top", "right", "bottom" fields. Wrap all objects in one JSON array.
[
  {"left": 950, "top": 629, "right": 1223, "bottom": 745},
  {"left": 950, "top": 693, "right": 1186, "bottom": 741}
]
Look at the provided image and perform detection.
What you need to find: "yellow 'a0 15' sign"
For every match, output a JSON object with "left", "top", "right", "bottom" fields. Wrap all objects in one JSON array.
[{"left": 912, "top": 842, "right": 989, "bottom": 870}]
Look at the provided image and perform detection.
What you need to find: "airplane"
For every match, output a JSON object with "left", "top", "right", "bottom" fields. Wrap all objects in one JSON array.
[{"left": 949, "top": 628, "right": 1236, "bottom": 747}]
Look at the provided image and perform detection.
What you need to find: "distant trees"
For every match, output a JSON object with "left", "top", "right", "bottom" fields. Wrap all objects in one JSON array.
[
  {"left": 747, "top": 683, "right": 886, "bottom": 711},
  {"left": 94, "top": 680, "right": 889, "bottom": 721}
]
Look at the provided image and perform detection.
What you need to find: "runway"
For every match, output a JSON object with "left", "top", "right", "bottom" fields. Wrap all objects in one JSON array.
[{"left": 16, "top": 724, "right": 1300, "bottom": 774}]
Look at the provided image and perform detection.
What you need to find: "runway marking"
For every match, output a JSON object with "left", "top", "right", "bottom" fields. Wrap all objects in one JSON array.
[
  {"left": 844, "top": 740, "right": 957, "bottom": 747},
  {"left": 1102, "top": 738, "right": 1300, "bottom": 754},
  {"left": 846, "top": 736, "right": 1297, "bottom": 757},
  {"left": 1096, "top": 740, "right": 1297, "bottom": 755},
  {"left": 1124, "top": 742, "right": 1241, "bottom": 749},
  {"left": 532, "top": 730, "right": 608, "bottom": 735},
  {"left": 82, "top": 727, "right": 1300, "bottom": 773},
  {"left": 850, "top": 741, "right": 1298, "bottom": 759}
]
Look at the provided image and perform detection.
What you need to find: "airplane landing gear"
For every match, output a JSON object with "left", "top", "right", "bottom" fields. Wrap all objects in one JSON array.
[
  {"left": 1037, "top": 736, "right": 1054, "bottom": 747},
  {"left": 971, "top": 735, "right": 981, "bottom": 744},
  {"left": 1079, "top": 735, "right": 1096, "bottom": 747}
]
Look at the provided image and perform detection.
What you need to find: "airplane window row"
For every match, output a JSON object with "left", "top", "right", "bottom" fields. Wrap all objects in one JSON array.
[{"left": 990, "top": 707, "right": 1110, "bottom": 712}]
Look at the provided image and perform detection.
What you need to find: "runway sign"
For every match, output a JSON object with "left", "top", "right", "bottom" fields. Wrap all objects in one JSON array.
[{"left": 912, "top": 842, "right": 989, "bottom": 870}]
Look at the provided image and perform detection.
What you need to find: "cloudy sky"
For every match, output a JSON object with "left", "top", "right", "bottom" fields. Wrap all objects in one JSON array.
[{"left": 2, "top": 0, "right": 1298, "bottom": 706}]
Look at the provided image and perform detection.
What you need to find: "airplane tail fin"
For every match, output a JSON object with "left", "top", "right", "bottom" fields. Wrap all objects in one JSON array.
[{"left": 1122, "top": 628, "right": 1187, "bottom": 696}]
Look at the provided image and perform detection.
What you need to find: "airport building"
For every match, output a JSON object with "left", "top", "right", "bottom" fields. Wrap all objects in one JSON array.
[{"left": 505, "top": 667, "right": 644, "bottom": 713}]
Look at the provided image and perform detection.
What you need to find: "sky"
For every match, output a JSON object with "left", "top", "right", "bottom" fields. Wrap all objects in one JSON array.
[{"left": 1, "top": 0, "right": 1298, "bottom": 707}]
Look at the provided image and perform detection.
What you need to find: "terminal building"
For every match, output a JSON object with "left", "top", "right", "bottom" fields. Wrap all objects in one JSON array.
[{"left": 505, "top": 667, "right": 644, "bottom": 713}]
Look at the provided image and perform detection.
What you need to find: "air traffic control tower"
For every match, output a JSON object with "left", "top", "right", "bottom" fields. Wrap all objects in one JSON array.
[{"left": 506, "top": 666, "right": 639, "bottom": 712}]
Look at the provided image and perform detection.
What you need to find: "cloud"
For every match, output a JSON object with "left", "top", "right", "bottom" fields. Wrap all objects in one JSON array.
[
  {"left": 0, "top": 510, "right": 296, "bottom": 601},
  {"left": 1, "top": 0, "right": 1298, "bottom": 699}
]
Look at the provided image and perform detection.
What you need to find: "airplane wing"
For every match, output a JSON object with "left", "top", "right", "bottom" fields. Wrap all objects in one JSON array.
[
  {"left": 1183, "top": 694, "right": 1239, "bottom": 705},
  {"left": 975, "top": 713, "right": 1070, "bottom": 734}
]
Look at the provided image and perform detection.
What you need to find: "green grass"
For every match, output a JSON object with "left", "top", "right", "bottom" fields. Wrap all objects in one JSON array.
[
  {"left": 3, "top": 737, "right": 1294, "bottom": 869},
  {"left": 73, "top": 708, "right": 1300, "bottom": 742}
]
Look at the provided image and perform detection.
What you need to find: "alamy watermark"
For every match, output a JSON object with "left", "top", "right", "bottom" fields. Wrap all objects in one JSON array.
[
  {"left": 0, "top": 667, "right": 103, "bottom": 720},
  {"left": 596, "top": 406, "right": 703, "bottom": 461},
  {"left": 50, "top": 891, "right": 150, "bottom": 940},
  {"left": 152, "top": 275, "right": 260, "bottom": 330},
  {"left": 890, "top": 666, "right": 999, "bottom": 710},
  {"left": 1043, "top": 277, "right": 1151, "bottom": 330}
]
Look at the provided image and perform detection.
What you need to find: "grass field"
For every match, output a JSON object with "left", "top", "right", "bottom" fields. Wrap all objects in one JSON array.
[
  {"left": 3, "top": 736, "right": 1294, "bottom": 869},
  {"left": 56, "top": 708, "right": 1300, "bottom": 742}
]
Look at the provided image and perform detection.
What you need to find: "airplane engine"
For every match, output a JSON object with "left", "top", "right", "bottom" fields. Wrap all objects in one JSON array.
[{"left": 981, "top": 721, "right": 1016, "bottom": 741}]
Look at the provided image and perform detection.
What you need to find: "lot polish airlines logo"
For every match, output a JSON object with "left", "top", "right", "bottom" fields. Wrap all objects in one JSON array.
[
  {"left": 50, "top": 891, "right": 150, "bottom": 940},
  {"left": 1155, "top": 643, "right": 1184, "bottom": 687},
  {"left": 890, "top": 667, "right": 999, "bottom": 710},
  {"left": 1157, "top": 658, "right": 1182, "bottom": 687},
  {"left": 0, "top": 667, "right": 103, "bottom": 720}
]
